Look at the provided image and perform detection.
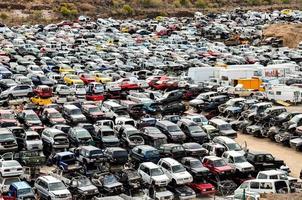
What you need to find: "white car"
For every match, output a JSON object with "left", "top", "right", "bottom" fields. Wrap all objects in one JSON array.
[
  {"left": 222, "top": 151, "right": 254, "bottom": 173},
  {"left": 158, "top": 158, "right": 193, "bottom": 185},
  {"left": 0, "top": 160, "right": 23, "bottom": 177},
  {"left": 0, "top": 176, "right": 21, "bottom": 193},
  {"left": 70, "top": 84, "right": 86, "bottom": 96},
  {"left": 138, "top": 162, "right": 170, "bottom": 187}
]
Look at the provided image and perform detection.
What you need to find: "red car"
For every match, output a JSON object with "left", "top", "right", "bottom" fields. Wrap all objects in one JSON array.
[
  {"left": 79, "top": 74, "right": 96, "bottom": 84},
  {"left": 189, "top": 182, "right": 216, "bottom": 195},
  {"left": 34, "top": 85, "right": 53, "bottom": 98},
  {"left": 0, "top": 110, "right": 18, "bottom": 127},
  {"left": 117, "top": 78, "right": 139, "bottom": 90},
  {"left": 149, "top": 76, "right": 178, "bottom": 90},
  {"left": 202, "top": 156, "right": 235, "bottom": 175}
]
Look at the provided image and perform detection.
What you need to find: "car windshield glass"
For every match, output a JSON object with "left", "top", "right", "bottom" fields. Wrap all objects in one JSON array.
[
  {"left": 3, "top": 161, "right": 19, "bottom": 167},
  {"left": 219, "top": 124, "right": 231, "bottom": 130},
  {"left": 103, "top": 175, "right": 118, "bottom": 185},
  {"left": 190, "top": 160, "right": 202, "bottom": 168},
  {"left": 112, "top": 150, "right": 127, "bottom": 157},
  {"left": 171, "top": 146, "right": 184, "bottom": 152},
  {"left": 70, "top": 109, "right": 81, "bottom": 115},
  {"left": 49, "top": 182, "right": 66, "bottom": 191},
  {"left": 78, "top": 178, "right": 91, "bottom": 187},
  {"left": 234, "top": 156, "right": 247, "bottom": 163},
  {"left": 0, "top": 133, "right": 14, "bottom": 140},
  {"left": 172, "top": 165, "right": 185, "bottom": 173},
  {"left": 76, "top": 130, "right": 90, "bottom": 138},
  {"left": 4, "top": 177, "right": 20, "bottom": 185},
  {"left": 192, "top": 118, "right": 201, "bottom": 123},
  {"left": 25, "top": 114, "right": 39, "bottom": 121},
  {"left": 150, "top": 168, "right": 164, "bottom": 176},
  {"left": 167, "top": 126, "right": 181, "bottom": 132},
  {"left": 89, "top": 107, "right": 101, "bottom": 113},
  {"left": 102, "top": 131, "right": 114, "bottom": 137},
  {"left": 226, "top": 143, "right": 241, "bottom": 151},
  {"left": 18, "top": 188, "right": 32, "bottom": 195},
  {"left": 90, "top": 150, "right": 103, "bottom": 156},
  {"left": 145, "top": 150, "right": 159, "bottom": 157},
  {"left": 1, "top": 113, "right": 14, "bottom": 119},
  {"left": 27, "top": 135, "right": 40, "bottom": 140},
  {"left": 188, "top": 126, "right": 202, "bottom": 133},
  {"left": 49, "top": 112, "right": 62, "bottom": 118},
  {"left": 39, "top": 76, "right": 47, "bottom": 81},
  {"left": 278, "top": 112, "right": 288, "bottom": 119},
  {"left": 213, "top": 159, "right": 227, "bottom": 167}
]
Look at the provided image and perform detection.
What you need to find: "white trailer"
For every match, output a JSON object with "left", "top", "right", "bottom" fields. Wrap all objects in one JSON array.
[
  {"left": 266, "top": 85, "right": 302, "bottom": 103},
  {"left": 261, "top": 63, "right": 298, "bottom": 78},
  {"left": 188, "top": 67, "right": 223, "bottom": 83},
  {"left": 219, "top": 68, "right": 259, "bottom": 81}
]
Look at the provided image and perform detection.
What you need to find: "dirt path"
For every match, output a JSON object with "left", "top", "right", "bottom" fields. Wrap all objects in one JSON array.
[{"left": 236, "top": 133, "right": 302, "bottom": 178}]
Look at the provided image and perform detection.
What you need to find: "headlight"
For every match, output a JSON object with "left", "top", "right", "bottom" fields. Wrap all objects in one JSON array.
[
  {"left": 180, "top": 193, "right": 185, "bottom": 196},
  {"left": 84, "top": 191, "right": 88, "bottom": 194}
]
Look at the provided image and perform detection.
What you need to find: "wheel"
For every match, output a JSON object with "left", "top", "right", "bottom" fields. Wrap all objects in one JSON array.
[{"left": 8, "top": 94, "right": 13, "bottom": 100}]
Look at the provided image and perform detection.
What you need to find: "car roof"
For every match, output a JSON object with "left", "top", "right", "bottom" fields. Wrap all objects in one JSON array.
[
  {"left": 12, "top": 181, "right": 31, "bottom": 189},
  {"left": 81, "top": 145, "right": 100, "bottom": 151},
  {"left": 160, "top": 157, "right": 181, "bottom": 165},
  {"left": 141, "top": 162, "right": 159, "bottom": 169},
  {"left": 63, "top": 104, "right": 79, "bottom": 109},
  {"left": 39, "top": 175, "right": 61, "bottom": 183},
  {"left": 56, "top": 151, "right": 74, "bottom": 157},
  {"left": 214, "top": 136, "right": 236, "bottom": 143},
  {"left": 258, "top": 170, "right": 285, "bottom": 176}
]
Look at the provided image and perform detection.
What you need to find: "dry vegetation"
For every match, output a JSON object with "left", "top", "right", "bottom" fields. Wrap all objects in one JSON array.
[
  {"left": 0, "top": 0, "right": 300, "bottom": 25},
  {"left": 260, "top": 193, "right": 302, "bottom": 200}
]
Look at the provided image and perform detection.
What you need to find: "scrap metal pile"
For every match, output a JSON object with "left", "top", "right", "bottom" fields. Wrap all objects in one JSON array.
[{"left": 0, "top": 8, "right": 301, "bottom": 200}]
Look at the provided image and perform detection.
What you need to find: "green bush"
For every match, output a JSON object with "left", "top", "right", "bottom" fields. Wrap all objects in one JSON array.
[
  {"left": 0, "top": 13, "right": 8, "bottom": 20},
  {"left": 59, "top": 3, "right": 78, "bottom": 18},
  {"left": 112, "top": 0, "right": 126, "bottom": 8},
  {"left": 173, "top": 0, "right": 182, "bottom": 8},
  {"left": 281, "top": 0, "right": 290, "bottom": 3},
  {"left": 195, "top": 0, "right": 207, "bottom": 8},
  {"left": 179, "top": 0, "right": 192, "bottom": 7},
  {"left": 122, "top": 4, "right": 134, "bottom": 15},
  {"left": 140, "top": 0, "right": 163, "bottom": 8}
]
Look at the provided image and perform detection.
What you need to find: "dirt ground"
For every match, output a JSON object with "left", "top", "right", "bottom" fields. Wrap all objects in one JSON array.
[
  {"left": 236, "top": 133, "right": 302, "bottom": 178},
  {"left": 263, "top": 23, "right": 302, "bottom": 48}
]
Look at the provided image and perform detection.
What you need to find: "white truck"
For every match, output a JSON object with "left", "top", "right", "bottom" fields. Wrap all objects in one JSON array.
[{"left": 188, "top": 67, "right": 223, "bottom": 83}]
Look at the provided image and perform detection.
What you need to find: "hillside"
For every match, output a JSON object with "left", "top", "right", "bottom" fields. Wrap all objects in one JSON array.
[{"left": 0, "top": 0, "right": 300, "bottom": 25}]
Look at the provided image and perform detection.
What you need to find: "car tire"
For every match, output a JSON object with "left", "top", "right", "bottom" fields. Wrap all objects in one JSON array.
[
  {"left": 8, "top": 94, "right": 13, "bottom": 100},
  {"left": 171, "top": 179, "right": 177, "bottom": 186}
]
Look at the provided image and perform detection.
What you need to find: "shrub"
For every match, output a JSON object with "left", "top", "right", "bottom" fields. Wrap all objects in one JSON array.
[
  {"left": 112, "top": 0, "right": 125, "bottom": 8},
  {"left": 179, "top": 0, "right": 192, "bottom": 7},
  {"left": 195, "top": 0, "right": 207, "bottom": 8},
  {"left": 0, "top": 12, "right": 8, "bottom": 20},
  {"left": 281, "top": 0, "right": 290, "bottom": 3},
  {"left": 140, "top": 0, "right": 163, "bottom": 8},
  {"left": 78, "top": 3, "right": 95, "bottom": 12},
  {"left": 59, "top": 3, "right": 78, "bottom": 18},
  {"left": 122, "top": 4, "right": 134, "bottom": 15},
  {"left": 173, "top": 0, "right": 182, "bottom": 8}
]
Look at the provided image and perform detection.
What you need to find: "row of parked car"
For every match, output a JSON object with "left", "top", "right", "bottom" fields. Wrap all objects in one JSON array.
[{"left": 0, "top": 7, "right": 301, "bottom": 200}]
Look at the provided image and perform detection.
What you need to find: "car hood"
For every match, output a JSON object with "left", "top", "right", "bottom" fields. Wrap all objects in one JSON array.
[
  {"left": 51, "top": 189, "right": 70, "bottom": 196},
  {"left": 152, "top": 174, "right": 169, "bottom": 182},
  {"left": 156, "top": 190, "right": 173, "bottom": 198},
  {"left": 26, "top": 140, "right": 42, "bottom": 145},
  {"left": 216, "top": 166, "right": 233, "bottom": 172},
  {"left": 50, "top": 118, "right": 66, "bottom": 123},
  {"left": 71, "top": 114, "right": 86, "bottom": 119},
  {"left": 79, "top": 185, "right": 98, "bottom": 191},
  {"left": 175, "top": 171, "right": 192, "bottom": 178},
  {"left": 236, "top": 162, "right": 254, "bottom": 169},
  {"left": 27, "top": 120, "right": 42, "bottom": 125},
  {"left": 189, "top": 99, "right": 204, "bottom": 105},
  {"left": 105, "top": 182, "right": 123, "bottom": 188},
  {"left": 102, "top": 136, "right": 119, "bottom": 142},
  {"left": 191, "top": 167, "right": 210, "bottom": 174}
]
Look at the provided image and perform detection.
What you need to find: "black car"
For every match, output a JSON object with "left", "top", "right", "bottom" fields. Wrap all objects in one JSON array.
[
  {"left": 104, "top": 147, "right": 128, "bottom": 165},
  {"left": 160, "top": 102, "right": 186, "bottom": 115},
  {"left": 140, "top": 127, "right": 167, "bottom": 149},
  {"left": 246, "top": 151, "right": 285, "bottom": 175},
  {"left": 31, "top": 74, "right": 54, "bottom": 86},
  {"left": 157, "top": 90, "right": 183, "bottom": 104},
  {"left": 158, "top": 143, "right": 186, "bottom": 159},
  {"left": 203, "top": 95, "right": 229, "bottom": 112},
  {"left": 181, "top": 157, "right": 210, "bottom": 177},
  {"left": 167, "top": 185, "right": 196, "bottom": 200},
  {"left": 182, "top": 142, "right": 208, "bottom": 158}
]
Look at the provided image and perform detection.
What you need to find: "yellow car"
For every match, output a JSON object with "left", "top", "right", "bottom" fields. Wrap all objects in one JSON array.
[
  {"left": 64, "top": 74, "right": 84, "bottom": 85},
  {"left": 94, "top": 73, "right": 112, "bottom": 83},
  {"left": 59, "top": 65, "right": 75, "bottom": 74},
  {"left": 31, "top": 97, "right": 52, "bottom": 106}
]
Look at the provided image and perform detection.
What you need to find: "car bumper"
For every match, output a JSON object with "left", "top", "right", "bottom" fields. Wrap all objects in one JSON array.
[{"left": 179, "top": 194, "right": 196, "bottom": 200}]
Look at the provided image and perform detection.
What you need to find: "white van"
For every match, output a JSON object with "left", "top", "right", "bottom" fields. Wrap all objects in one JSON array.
[
  {"left": 266, "top": 85, "right": 302, "bottom": 103},
  {"left": 234, "top": 179, "right": 290, "bottom": 197}
]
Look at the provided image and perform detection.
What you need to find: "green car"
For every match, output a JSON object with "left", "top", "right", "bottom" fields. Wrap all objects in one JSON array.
[{"left": 15, "top": 151, "right": 46, "bottom": 166}]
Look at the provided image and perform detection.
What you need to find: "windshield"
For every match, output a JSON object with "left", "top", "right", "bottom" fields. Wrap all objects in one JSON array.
[
  {"left": 76, "top": 130, "right": 90, "bottom": 138},
  {"left": 49, "top": 182, "right": 66, "bottom": 191},
  {"left": 213, "top": 159, "right": 227, "bottom": 167},
  {"left": 4, "top": 177, "right": 20, "bottom": 185},
  {"left": 102, "top": 131, "right": 114, "bottom": 137},
  {"left": 219, "top": 124, "right": 231, "bottom": 130},
  {"left": 172, "top": 165, "right": 186, "bottom": 173},
  {"left": 49, "top": 112, "right": 62, "bottom": 118},
  {"left": 167, "top": 125, "right": 181, "bottom": 132},
  {"left": 90, "top": 150, "right": 103, "bottom": 157},
  {"left": 150, "top": 168, "right": 164, "bottom": 176},
  {"left": 188, "top": 126, "right": 202, "bottom": 133},
  {"left": 171, "top": 146, "right": 185, "bottom": 152},
  {"left": 226, "top": 143, "right": 242, "bottom": 151},
  {"left": 112, "top": 150, "right": 128, "bottom": 158},
  {"left": 0, "top": 133, "right": 15, "bottom": 140},
  {"left": 1, "top": 113, "right": 15, "bottom": 119},
  {"left": 25, "top": 114, "right": 39, "bottom": 121},
  {"left": 27, "top": 135, "right": 40, "bottom": 140},
  {"left": 18, "top": 188, "right": 32, "bottom": 196},
  {"left": 234, "top": 156, "right": 247, "bottom": 163},
  {"left": 103, "top": 175, "right": 118, "bottom": 185},
  {"left": 70, "top": 109, "right": 81, "bottom": 115},
  {"left": 190, "top": 160, "right": 202, "bottom": 168},
  {"left": 278, "top": 112, "right": 289, "bottom": 119},
  {"left": 89, "top": 107, "right": 101, "bottom": 113},
  {"left": 145, "top": 150, "right": 159, "bottom": 158},
  {"left": 78, "top": 178, "right": 91, "bottom": 187},
  {"left": 3, "top": 161, "right": 19, "bottom": 167}
]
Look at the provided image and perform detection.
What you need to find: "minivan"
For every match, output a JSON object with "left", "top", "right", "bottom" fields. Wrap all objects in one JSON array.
[
  {"left": 62, "top": 104, "right": 87, "bottom": 124},
  {"left": 156, "top": 120, "right": 186, "bottom": 143},
  {"left": 209, "top": 118, "right": 237, "bottom": 138}
]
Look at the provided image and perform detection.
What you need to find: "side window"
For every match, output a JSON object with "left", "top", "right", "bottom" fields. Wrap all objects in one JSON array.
[
  {"left": 161, "top": 162, "right": 169, "bottom": 170},
  {"left": 250, "top": 181, "right": 259, "bottom": 189},
  {"left": 276, "top": 91, "right": 281, "bottom": 95},
  {"left": 257, "top": 173, "right": 268, "bottom": 179},
  {"left": 270, "top": 175, "right": 278, "bottom": 179},
  {"left": 139, "top": 165, "right": 145, "bottom": 172},
  {"left": 260, "top": 182, "right": 272, "bottom": 190}
]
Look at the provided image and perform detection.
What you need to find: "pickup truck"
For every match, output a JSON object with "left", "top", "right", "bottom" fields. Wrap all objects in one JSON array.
[
  {"left": 52, "top": 152, "right": 82, "bottom": 172},
  {"left": 246, "top": 151, "right": 286, "bottom": 175}
]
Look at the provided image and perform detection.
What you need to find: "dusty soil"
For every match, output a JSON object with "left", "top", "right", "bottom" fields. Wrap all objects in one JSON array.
[
  {"left": 260, "top": 193, "right": 302, "bottom": 200},
  {"left": 263, "top": 23, "right": 302, "bottom": 48},
  {"left": 236, "top": 131, "right": 302, "bottom": 178}
]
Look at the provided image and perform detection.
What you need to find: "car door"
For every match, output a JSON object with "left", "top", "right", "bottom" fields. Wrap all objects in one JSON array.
[
  {"left": 138, "top": 165, "right": 148, "bottom": 183},
  {"left": 19, "top": 85, "right": 30, "bottom": 96}
]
